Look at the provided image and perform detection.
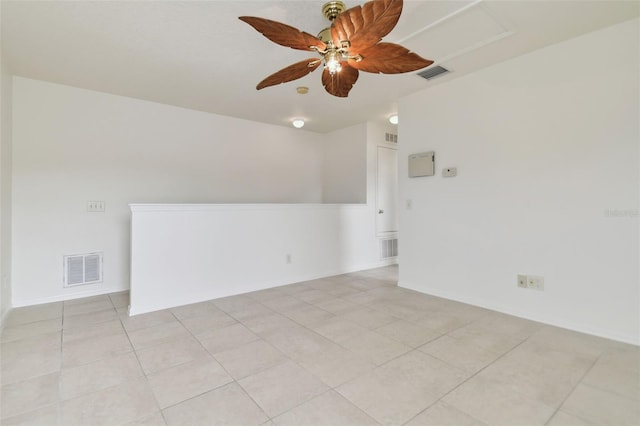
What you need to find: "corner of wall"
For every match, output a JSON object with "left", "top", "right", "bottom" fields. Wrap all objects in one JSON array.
[{"left": 0, "top": 57, "right": 14, "bottom": 327}]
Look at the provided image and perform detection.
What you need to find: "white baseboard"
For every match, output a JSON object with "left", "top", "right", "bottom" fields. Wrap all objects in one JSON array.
[
  {"left": 399, "top": 280, "right": 639, "bottom": 346},
  {"left": 11, "top": 285, "right": 130, "bottom": 308}
]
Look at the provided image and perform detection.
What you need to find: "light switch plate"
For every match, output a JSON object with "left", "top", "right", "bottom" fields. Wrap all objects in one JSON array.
[{"left": 87, "top": 201, "right": 105, "bottom": 212}]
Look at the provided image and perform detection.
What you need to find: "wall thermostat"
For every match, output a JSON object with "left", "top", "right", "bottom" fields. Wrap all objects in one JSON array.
[{"left": 408, "top": 151, "right": 435, "bottom": 177}]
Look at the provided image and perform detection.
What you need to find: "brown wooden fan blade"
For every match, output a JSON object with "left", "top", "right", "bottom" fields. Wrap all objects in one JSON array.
[
  {"left": 331, "top": 0, "right": 403, "bottom": 52},
  {"left": 349, "top": 42, "right": 433, "bottom": 74},
  {"left": 239, "top": 16, "right": 326, "bottom": 51},
  {"left": 257, "top": 58, "right": 322, "bottom": 90},
  {"left": 321, "top": 64, "right": 359, "bottom": 97}
]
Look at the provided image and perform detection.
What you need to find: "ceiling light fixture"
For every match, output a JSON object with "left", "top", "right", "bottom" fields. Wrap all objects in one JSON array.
[
  {"left": 389, "top": 114, "right": 398, "bottom": 125},
  {"left": 292, "top": 119, "right": 305, "bottom": 129},
  {"left": 296, "top": 86, "right": 309, "bottom": 94}
]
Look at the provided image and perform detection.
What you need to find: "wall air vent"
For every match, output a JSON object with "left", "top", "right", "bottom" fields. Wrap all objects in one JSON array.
[
  {"left": 385, "top": 132, "right": 398, "bottom": 144},
  {"left": 63, "top": 252, "right": 103, "bottom": 287},
  {"left": 379, "top": 238, "right": 398, "bottom": 259},
  {"left": 418, "top": 65, "right": 450, "bottom": 80}
]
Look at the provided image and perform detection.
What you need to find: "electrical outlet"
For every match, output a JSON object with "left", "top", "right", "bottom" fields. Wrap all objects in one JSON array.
[
  {"left": 527, "top": 275, "right": 544, "bottom": 291},
  {"left": 518, "top": 274, "right": 544, "bottom": 291},
  {"left": 517, "top": 275, "right": 528, "bottom": 288},
  {"left": 442, "top": 167, "right": 457, "bottom": 177},
  {"left": 286, "top": 254, "right": 292, "bottom": 264},
  {"left": 406, "top": 199, "right": 413, "bottom": 210}
]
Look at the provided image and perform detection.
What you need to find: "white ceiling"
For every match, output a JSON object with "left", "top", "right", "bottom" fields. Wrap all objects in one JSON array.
[{"left": 2, "top": 0, "right": 638, "bottom": 133}]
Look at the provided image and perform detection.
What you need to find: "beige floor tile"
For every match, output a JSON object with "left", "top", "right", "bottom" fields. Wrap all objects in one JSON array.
[
  {"left": 162, "top": 382, "right": 267, "bottom": 426},
  {"left": 246, "top": 287, "right": 288, "bottom": 302},
  {"left": 240, "top": 312, "right": 300, "bottom": 336},
  {"left": 546, "top": 410, "right": 593, "bottom": 426},
  {"left": 109, "top": 291, "right": 130, "bottom": 309},
  {"left": 1, "top": 330, "right": 61, "bottom": 356},
  {"left": 598, "top": 345, "right": 640, "bottom": 372},
  {"left": 313, "top": 298, "right": 361, "bottom": 315},
  {"left": 5, "top": 302, "right": 63, "bottom": 327},
  {"left": 375, "top": 320, "right": 442, "bottom": 348},
  {"left": 238, "top": 360, "right": 329, "bottom": 417},
  {"left": 212, "top": 339, "right": 288, "bottom": 379},
  {"left": 63, "top": 298, "right": 114, "bottom": 317},
  {"left": 336, "top": 367, "right": 439, "bottom": 426},
  {"left": 1, "top": 318, "right": 62, "bottom": 343},
  {"left": 61, "top": 377, "right": 158, "bottom": 426},
  {"left": 260, "top": 294, "right": 308, "bottom": 312},
  {"left": 340, "top": 331, "right": 412, "bottom": 365},
  {"left": 62, "top": 308, "right": 119, "bottom": 329},
  {"left": 0, "top": 372, "right": 59, "bottom": 419},
  {"left": 211, "top": 294, "right": 257, "bottom": 312},
  {"left": 1, "top": 332, "right": 61, "bottom": 385},
  {"left": 582, "top": 358, "right": 640, "bottom": 400},
  {"left": 404, "top": 401, "right": 486, "bottom": 426},
  {"left": 62, "top": 319, "right": 124, "bottom": 343},
  {"left": 169, "top": 301, "right": 222, "bottom": 320},
  {"left": 339, "top": 307, "right": 398, "bottom": 329},
  {"left": 197, "top": 322, "right": 260, "bottom": 353},
  {"left": 527, "top": 326, "right": 614, "bottom": 359},
  {"left": 121, "top": 310, "right": 178, "bottom": 332},
  {"left": 561, "top": 383, "right": 640, "bottom": 425},
  {"left": 124, "top": 411, "right": 167, "bottom": 426},
  {"left": 442, "top": 375, "right": 556, "bottom": 425},
  {"left": 297, "top": 345, "right": 376, "bottom": 388},
  {"left": 273, "top": 390, "right": 379, "bottom": 426},
  {"left": 294, "top": 289, "right": 335, "bottom": 304},
  {"left": 411, "top": 310, "right": 475, "bottom": 334},
  {"left": 418, "top": 335, "right": 502, "bottom": 374},
  {"left": 60, "top": 352, "right": 144, "bottom": 400},
  {"left": 378, "top": 350, "right": 470, "bottom": 397},
  {"left": 147, "top": 356, "right": 232, "bottom": 408},
  {"left": 263, "top": 326, "right": 341, "bottom": 360},
  {"left": 0, "top": 404, "right": 59, "bottom": 426},
  {"left": 62, "top": 330, "right": 132, "bottom": 367},
  {"left": 224, "top": 302, "right": 274, "bottom": 322},
  {"left": 476, "top": 344, "right": 593, "bottom": 407},
  {"left": 127, "top": 321, "right": 191, "bottom": 350},
  {"left": 179, "top": 310, "right": 237, "bottom": 336},
  {"left": 135, "top": 336, "right": 209, "bottom": 374},
  {"left": 282, "top": 305, "right": 336, "bottom": 327},
  {"left": 311, "top": 317, "right": 369, "bottom": 344},
  {"left": 326, "top": 285, "right": 363, "bottom": 298}
]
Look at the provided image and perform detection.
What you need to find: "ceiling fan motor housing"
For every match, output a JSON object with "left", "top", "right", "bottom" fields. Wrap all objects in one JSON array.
[{"left": 322, "top": 1, "right": 346, "bottom": 21}]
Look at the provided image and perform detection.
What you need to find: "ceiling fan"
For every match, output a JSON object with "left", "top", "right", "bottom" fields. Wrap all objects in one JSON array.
[{"left": 239, "top": 0, "right": 433, "bottom": 98}]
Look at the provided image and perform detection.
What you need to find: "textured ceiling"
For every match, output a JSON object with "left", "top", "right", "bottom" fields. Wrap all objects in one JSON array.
[{"left": 2, "top": 0, "right": 638, "bottom": 132}]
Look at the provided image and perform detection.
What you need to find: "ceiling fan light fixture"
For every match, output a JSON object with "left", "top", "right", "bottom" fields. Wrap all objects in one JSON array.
[
  {"left": 324, "top": 51, "right": 342, "bottom": 74},
  {"left": 389, "top": 114, "right": 398, "bottom": 125},
  {"left": 292, "top": 119, "right": 305, "bottom": 128}
]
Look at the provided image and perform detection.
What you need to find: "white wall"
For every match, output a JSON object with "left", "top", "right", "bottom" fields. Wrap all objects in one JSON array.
[
  {"left": 322, "top": 123, "right": 367, "bottom": 203},
  {"left": 11, "top": 78, "right": 326, "bottom": 306},
  {"left": 398, "top": 19, "right": 639, "bottom": 344},
  {"left": 130, "top": 203, "right": 392, "bottom": 315},
  {"left": 1, "top": 60, "right": 13, "bottom": 325}
]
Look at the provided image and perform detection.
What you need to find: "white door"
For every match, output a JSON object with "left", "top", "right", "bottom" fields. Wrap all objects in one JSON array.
[{"left": 376, "top": 146, "right": 398, "bottom": 235}]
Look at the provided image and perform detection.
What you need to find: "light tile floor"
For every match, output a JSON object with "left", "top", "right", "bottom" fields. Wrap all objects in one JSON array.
[{"left": 1, "top": 266, "right": 638, "bottom": 425}]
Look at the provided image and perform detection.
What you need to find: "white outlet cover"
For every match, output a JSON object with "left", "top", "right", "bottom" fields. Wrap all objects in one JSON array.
[
  {"left": 442, "top": 167, "right": 457, "bottom": 177},
  {"left": 517, "top": 275, "right": 527, "bottom": 288}
]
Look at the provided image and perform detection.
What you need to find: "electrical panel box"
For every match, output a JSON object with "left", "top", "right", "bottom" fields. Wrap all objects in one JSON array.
[{"left": 408, "top": 151, "right": 435, "bottom": 177}]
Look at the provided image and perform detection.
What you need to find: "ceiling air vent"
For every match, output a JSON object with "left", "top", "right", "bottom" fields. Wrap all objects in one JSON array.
[
  {"left": 385, "top": 132, "right": 398, "bottom": 144},
  {"left": 418, "top": 65, "right": 450, "bottom": 80}
]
